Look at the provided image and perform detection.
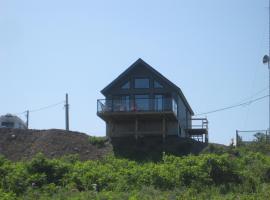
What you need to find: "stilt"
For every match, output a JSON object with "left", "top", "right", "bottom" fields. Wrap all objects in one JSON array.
[
  {"left": 135, "top": 118, "right": 138, "bottom": 140},
  {"left": 162, "top": 117, "right": 166, "bottom": 142}
]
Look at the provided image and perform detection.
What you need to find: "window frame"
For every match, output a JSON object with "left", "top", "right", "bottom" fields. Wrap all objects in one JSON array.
[
  {"left": 134, "top": 94, "right": 150, "bottom": 111},
  {"left": 154, "top": 80, "right": 163, "bottom": 88},
  {"left": 134, "top": 77, "right": 150, "bottom": 89},
  {"left": 154, "top": 94, "right": 164, "bottom": 111},
  {"left": 121, "top": 81, "right": 130, "bottom": 89}
]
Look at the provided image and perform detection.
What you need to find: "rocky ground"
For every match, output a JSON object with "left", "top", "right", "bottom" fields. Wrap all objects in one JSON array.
[{"left": 0, "top": 128, "right": 112, "bottom": 161}]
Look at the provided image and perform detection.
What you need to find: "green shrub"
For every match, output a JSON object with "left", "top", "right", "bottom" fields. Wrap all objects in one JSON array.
[
  {"left": 88, "top": 136, "right": 107, "bottom": 148},
  {"left": 1, "top": 144, "right": 270, "bottom": 199},
  {"left": 26, "top": 153, "right": 70, "bottom": 186}
]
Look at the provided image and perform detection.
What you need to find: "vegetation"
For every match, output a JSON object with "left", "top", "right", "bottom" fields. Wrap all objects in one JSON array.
[
  {"left": 88, "top": 136, "right": 107, "bottom": 148},
  {"left": 1, "top": 135, "right": 270, "bottom": 199}
]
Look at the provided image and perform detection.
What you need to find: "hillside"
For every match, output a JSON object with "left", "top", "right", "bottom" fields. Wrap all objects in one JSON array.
[
  {"left": 0, "top": 128, "right": 112, "bottom": 161},
  {"left": 1, "top": 128, "right": 270, "bottom": 199},
  {"left": 0, "top": 128, "right": 210, "bottom": 161}
]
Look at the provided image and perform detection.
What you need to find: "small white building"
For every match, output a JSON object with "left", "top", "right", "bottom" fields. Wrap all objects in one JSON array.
[{"left": 0, "top": 114, "right": 27, "bottom": 129}]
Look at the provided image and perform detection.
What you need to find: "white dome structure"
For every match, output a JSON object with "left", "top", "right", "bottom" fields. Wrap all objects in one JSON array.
[{"left": 0, "top": 114, "right": 27, "bottom": 129}]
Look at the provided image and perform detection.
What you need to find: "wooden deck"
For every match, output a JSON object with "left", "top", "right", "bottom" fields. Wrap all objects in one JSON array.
[{"left": 97, "top": 111, "right": 178, "bottom": 121}]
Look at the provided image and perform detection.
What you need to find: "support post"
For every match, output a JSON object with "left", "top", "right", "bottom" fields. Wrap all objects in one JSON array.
[
  {"left": 26, "top": 110, "right": 29, "bottom": 129},
  {"left": 205, "top": 132, "right": 209, "bottom": 144},
  {"left": 236, "top": 130, "right": 239, "bottom": 147},
  {"left": 109, "top": 121, "right": 113, "bottom": 138},
  {"left": 162, "top": 117, "right": 166, "bottom": 141},
  {"left": 135, "top": 118, "right": 138, "bottom": 140},
  {"left": 65, "top": 93, "right": 69, "bottom": 131}
]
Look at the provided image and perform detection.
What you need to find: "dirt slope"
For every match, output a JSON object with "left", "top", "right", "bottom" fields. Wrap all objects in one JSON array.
[{"left": 0, "top": 128, "right": 112, "bottom": 161}]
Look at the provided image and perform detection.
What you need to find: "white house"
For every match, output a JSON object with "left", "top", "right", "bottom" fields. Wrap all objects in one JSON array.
[{"left": 0, "top": 114, "right": 27, "bottom": 129}]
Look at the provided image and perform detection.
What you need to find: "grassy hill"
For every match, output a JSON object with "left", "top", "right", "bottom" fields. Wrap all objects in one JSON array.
[{"left": 1, "top": 128, "right": 270, "bottom": 199}]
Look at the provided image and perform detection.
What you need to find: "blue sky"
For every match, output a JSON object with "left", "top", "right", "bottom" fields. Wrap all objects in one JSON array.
[{"left": 0, "top": 0, "right": 269, "bottom": 144}]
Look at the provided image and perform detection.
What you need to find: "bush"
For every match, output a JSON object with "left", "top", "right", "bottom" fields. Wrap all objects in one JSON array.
[
  {"left": 88, "top": 136, "right": 107, "bottom": 148},
  {"left": 1, "top": 144, "right": 270, "bottom": 199}
]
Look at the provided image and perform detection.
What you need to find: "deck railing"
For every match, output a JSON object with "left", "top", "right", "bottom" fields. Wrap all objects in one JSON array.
[
  {"left": 189, "top": 118, "right": 209, "bottom": 143},
  {"left": 191, "top": 118, "right": 208, "bottom": 130},
  {"left": 97, "top": 97, "right": 178, "bottom": 116}
]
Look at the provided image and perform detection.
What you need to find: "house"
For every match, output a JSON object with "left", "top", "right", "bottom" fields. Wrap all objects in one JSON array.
[
  {"left": 97, "top": 58, "right": 208, "bottom": 142},
  {"left": 0, "top": 114, "right": 27, "bottom": 129}
]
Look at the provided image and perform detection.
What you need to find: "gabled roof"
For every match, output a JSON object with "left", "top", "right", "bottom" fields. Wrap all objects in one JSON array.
[{"left": 101, "top": 58, "right": 194, "bottom": 115}]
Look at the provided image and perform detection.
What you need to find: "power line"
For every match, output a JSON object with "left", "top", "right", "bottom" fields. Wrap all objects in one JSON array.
[
  {"left": 195, "top": 95, "right": 269, "bottom": 116},
  {"left": 14, "top": 100, "right": 65, "bottom": 115},
  {"left": 242, "top": 86, "right": 269, "bottom": 130},
  {"left": 29, "top": 101, "right": 65, "bottom": 113},
  {"left": 239, "top": 86, "right": 268, "bottom": 103}
]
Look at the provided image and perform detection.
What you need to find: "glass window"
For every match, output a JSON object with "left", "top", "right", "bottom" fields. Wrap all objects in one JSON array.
[
  {"left": 134, "top": 78, "right": 149, "bottom": 88},
  {"left": 1, "top": 122, "right": 14, "bottom": 128},
  {"left": 134, "top": 95, "right": 149, "bottom": 111},
  {"left": 121, "top": 81, "right": 130, "bottom": 89},
  {"left": 154, "top": 80, "right": 163, "bottom": 88},
  {"left": 113, "top": 96, "right": 130, "bottom": 111},
  {"left": 121, "top": 96, "right": 130, "bottom": 111},
  {"left": 172, "top": 98, "right": 178, "bottom": 116},
  {"left": 154, "top": 95, "right": 163, "bottom": 111}
]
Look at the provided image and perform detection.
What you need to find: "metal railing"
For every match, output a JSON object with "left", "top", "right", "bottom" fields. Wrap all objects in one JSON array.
[
  {"left": 190, "top": 118, "right": 208, "bottom": 130},
  {"left": 97, "top": 97, "right": 178, "bottom": 116},
  {"left": 189, "top": 118, "right": 209, "bottom": 143}
]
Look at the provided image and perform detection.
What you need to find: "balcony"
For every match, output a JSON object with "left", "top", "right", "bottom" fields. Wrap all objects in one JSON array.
[
  {"left": 97, "top": 97, "right": 178, "bottom": 121},
  {"left": 186, "top": 118, "right": 209, "bottom": 143}
]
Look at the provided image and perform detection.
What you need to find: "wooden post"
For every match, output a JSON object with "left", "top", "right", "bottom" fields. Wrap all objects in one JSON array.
[
  {"left": 135, "top": 118, "right": 138, "bottom": 140},
  {"left": 107, "top": 121, "right": 111, "bottom": 138},
  {"left": 162, "top": 117, "right": 166, "bottom": 141},
  {"left": 110, "top": 121, "right": 114, "bottom": 137},
  {"left": 65, "top": 93, "right": 69, "bottom": 131},
  {"left": 236, "top": 130, "right": 239, "bottom": 147},
  {"left": 26, "top": 110, "right": 29, "bottom": 129},
  {"left": 205, "top": 131, "right": 209, "bottom": 143}
]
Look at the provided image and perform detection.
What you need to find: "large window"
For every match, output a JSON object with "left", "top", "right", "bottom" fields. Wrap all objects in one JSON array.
[
  {"left": 1, "top": 122, "right": 14, "bottom": 128},
  {"left": 135, "top": 95, "right": 149, "bottom": 111},
  {"left": 121, "top": 96, "right": 130, "bottom": 111},
  {"left": 134, "top": 78, "right": 149, "bottom": 88},
  {"left": 113, "top": 96, "right": 130, "bottom": 111},
  {"left": 172, "top": 98, "right": 178, "bottom": 116},
  {"left": 154, "top": 95, "right": 163, "bottom": 111}
]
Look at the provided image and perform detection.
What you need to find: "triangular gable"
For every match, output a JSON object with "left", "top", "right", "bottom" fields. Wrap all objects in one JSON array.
[{"left": 101, "top": 58, "right": 194, "bottom": 115}]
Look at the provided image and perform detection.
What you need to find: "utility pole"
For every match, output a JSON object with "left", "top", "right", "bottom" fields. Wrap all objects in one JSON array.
[
  {"left": 65, "top": 93, "right": 70, "bottom": 131},
  {"left": 26, "top": 110, "right": 29, "bottom": 129},
  {"left": 269, "top": 0, "right": 270, "bottom": 136},
  {"left": 263, "top": 0, "right": 270, "bottom": 134}
]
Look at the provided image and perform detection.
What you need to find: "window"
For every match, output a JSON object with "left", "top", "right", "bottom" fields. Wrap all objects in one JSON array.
[
  {"left": 172, "top": 98, "right": 178, "bottom": 116},
  {"left": 154, "top": 80, "right": 163, "bottom": 88},
  {"left": 113, "top": 96, "right": 130, "bottom": 111},
  {"left": 1, "top": 122, "right": 14, "bottom": 128},
  {"left": 134, "top": 95, "right": 149, "bottom": 111},
  {"left": 121, "top": 96, "right": 130, "bottom": 111},
  {"left": 134, "top": 78, "right": 149, "bottom": 88},
  {"left": 121, "top": 81, "right": 130, "bottom": 89},
  {"left": 154, "top": 95, "right": 163, "bottom": 111}
]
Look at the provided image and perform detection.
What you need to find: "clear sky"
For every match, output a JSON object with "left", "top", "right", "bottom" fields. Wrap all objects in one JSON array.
[{"left": 0, "top": 0, "right": 269, "bottom": 145}]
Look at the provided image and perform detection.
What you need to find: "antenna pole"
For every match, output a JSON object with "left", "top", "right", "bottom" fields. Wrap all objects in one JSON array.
[
  {"left": 268, "top": 0, "right": 270, "bottom": 134},
  {"left": 26, "top": 110, "right": 29, "bottom": 129},
  {"left": 65, "top": 93, "right": 70, "bottom": 131}
]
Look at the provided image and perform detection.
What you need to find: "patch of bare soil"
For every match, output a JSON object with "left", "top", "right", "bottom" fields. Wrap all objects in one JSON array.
[{"left": 0, "top": 128, "right": 112, "bottom": 161}]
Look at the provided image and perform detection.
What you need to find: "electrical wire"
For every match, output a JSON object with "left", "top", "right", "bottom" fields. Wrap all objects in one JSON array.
[
  {"left": 195, "top": 95, "right": 269, "bottom": 116},
  {"left": 29, "top": 101, "right": 65, "bottom": 113},
  {"left": 14, "top": 100, "right": 65, "bottom": 115}
]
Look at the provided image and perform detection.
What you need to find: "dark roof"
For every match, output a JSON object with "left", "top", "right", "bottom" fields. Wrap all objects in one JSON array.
[{"left": 101, "top": 58, "right": 194, "bottom": 115}]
